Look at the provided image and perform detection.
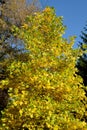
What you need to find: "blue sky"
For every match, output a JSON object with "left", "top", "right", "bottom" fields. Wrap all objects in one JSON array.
[{"left": 40, "top": 0, "right": 87, "bottom": 47}]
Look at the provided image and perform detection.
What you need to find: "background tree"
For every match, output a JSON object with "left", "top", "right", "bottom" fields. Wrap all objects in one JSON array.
[
  {"left": 77, "top": 23, "right": 87, "bottom": 87},
  {"left": 76, "top": 24, "right": 87, "bottom": 122},
  {"left": 1, "top": 0, "right": 40, "bottom": 26},
  {"left": 0, "top": 0, "right": 41, "bottom": 62},
  {"left": 0, "top": 7, "right": 87, "bottom": 130}
]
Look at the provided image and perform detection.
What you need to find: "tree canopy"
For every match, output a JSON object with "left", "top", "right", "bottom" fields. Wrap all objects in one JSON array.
[{"left": 0, "top": 7, "right": 87, "bottom": 130}]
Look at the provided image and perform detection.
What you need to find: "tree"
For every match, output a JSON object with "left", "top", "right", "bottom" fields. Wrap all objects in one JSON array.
[
  {"left": 0, "top": 7, "right": 87, "bottom": 130},
  {"left": 76, "top": 24, "right": 87, "bottom": 122},
  {"left": 77, "top": 23, "right": 87, "bottom": 86},
  {"left": 1, "top": 0, "right": 40, "bottom": 26}
]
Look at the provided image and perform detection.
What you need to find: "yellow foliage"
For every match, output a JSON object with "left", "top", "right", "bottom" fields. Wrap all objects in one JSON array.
[
  {"left": 22, "top": 23, "right": 28, "bottom": 29},
  {"left": 0, "top": 7, "right": 87, "bottom": 130},
  {"left": 43, "top": 7, "right": 52, "bottom": 13}
]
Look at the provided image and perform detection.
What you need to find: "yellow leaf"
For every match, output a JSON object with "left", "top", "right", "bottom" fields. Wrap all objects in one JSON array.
[{"left": 19, "top": 109, "right": 23, "bottom": 116}]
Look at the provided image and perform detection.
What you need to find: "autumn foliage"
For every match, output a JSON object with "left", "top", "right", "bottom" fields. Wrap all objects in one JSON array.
[{"left": 0, "top": 7, "right": 87, "bottom": 130}]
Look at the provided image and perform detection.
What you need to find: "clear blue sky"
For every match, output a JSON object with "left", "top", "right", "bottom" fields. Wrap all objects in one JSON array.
[{"left": 40, "top": 0, "right": 87, "bottom": 47}]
